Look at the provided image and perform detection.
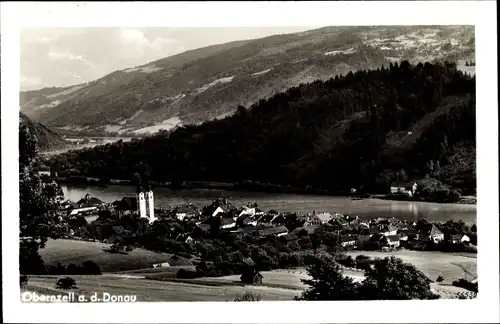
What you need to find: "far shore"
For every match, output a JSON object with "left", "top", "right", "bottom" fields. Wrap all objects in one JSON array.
[{"left": 52, "top": 176, "right": 476, "bottom": 205}]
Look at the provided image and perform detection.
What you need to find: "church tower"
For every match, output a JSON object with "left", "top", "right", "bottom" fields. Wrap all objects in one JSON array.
[
  {"left": 137, "top": 192, "right": 147, "bottom": 219},
  {"left": 146, "top": 190, "right": 155, "bottom": 223}
]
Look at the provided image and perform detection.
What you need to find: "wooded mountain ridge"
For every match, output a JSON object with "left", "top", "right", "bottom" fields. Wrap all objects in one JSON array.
[
  {"left": 21, "top": 26, "right": 474, "bottom": 137},
  {"left": 44, "top": 61, "right": 476, "bottom": 196}
]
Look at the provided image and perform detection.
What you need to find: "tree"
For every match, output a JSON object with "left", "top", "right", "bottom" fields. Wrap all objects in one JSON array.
[
  {"left": 358, "top": 257, "right": 439, "bottom": 300},
  {"left": 297, "top": 253, "right": 360, "bottom": 300},
  {"left": 66, "top": 263, "right": 80, "bottom": 275},
  {"left": 56, "top": 277, "right": 77, "bottom": 290},
  {"left": 19, "top": 124, "right": 68, "bottom": 274},
  {"left": 81, "top": 261, "right": 102, "bottom": 275}
]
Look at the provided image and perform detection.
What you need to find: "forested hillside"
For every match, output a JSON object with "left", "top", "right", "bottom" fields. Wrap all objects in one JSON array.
[
  {"left": 45, "top": 61, "right": 476, "bottom": 195},
  {"left": 21, "top": 26, "right": 474, "bottom": 136}
]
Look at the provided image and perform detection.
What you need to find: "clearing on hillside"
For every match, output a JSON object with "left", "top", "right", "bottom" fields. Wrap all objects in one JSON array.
[
  {"left": 346, "top": 250, "right": 477, "bottom": 284},
  {"left": 38, "top": 239, "right": 193, "bottom": 273}
]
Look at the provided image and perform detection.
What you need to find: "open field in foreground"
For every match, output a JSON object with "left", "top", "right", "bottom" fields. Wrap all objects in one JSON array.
[
  {"left": 346, "top": 250, "right": 477, "bottom": 284},
  {"left": 186, "top": 267, "right": 474, "bottom": 299},
  {"left": 32, "top": 241, "right": 476, "bottom": 300},
  {"left": 185, "top": 268, "right": 365, "bottom": 290},
  {"left": 24, "top": 275, "right": 300, "bottom": 302},
  {"left": 38, "top": 239, "right": 191, "bottom": 272}
]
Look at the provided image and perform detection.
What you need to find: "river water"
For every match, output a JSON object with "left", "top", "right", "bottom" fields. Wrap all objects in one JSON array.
[{"left": 61, "top": 184, "right": 477, "bottom": 224}]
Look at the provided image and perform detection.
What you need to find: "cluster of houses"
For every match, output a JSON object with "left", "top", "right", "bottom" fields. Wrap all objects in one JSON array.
[
  {"left": 60, "top": 189, "right": 157, "bottom": 223},
  {"left": 60, "top": 191, "right": 471, "bottom": 252},
  {"left": 59, "top": 193, "right": 104, "bottom": 217}
]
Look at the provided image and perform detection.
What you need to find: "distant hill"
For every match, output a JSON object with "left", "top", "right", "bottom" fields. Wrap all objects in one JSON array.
[
  {"left": 19, "top": 112, "right": 68, "bottom": 152},
  {"left": 46, "top": 61, "right": 476, "bottom": 195},
  {"left": 21, "top": 25, "right": 475, "bottom": 136}
]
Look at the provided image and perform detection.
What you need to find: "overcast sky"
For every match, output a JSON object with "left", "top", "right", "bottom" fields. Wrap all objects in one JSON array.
[{"left": 20, "top": 27, "right": 317, "bottom": 91}]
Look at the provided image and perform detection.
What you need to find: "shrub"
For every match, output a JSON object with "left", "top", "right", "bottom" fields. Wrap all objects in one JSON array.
[
  {"left": 176, "top": 268, "right": 198, "bottom": 279},
  {"left": 81, "top": 261, "right": 102, "bottom": 275},
  {"left": 355, "top": 255, "right": 373, "bottom": 271},
  {"left": 234, "top": 291, "right": 262, "bottom": 301},
  {"left": 337, "top": 255, "right": 355, "bottom": 268},
  {"left": 56, "top": 277, "right": 77, "bottom": 290},
  {"left": 66, "top": 263, "right": 80, "bottom": 275},
  {"left": 452, "top": 278, "right": 478, "bottom": 293},
  {"left": 48, "top": 262, "right": 67, "bottom": 275},
  {"left": 436, "top": 276, "right": 444, "bottom": 283}
]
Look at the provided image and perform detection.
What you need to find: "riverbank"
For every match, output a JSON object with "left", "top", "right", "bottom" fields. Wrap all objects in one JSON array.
[
  {"left": 376, "top": 194, "right": 477, "bottom": 205},
  {"left": 53, "top": 177, "right": 476, "bottom": 205}
]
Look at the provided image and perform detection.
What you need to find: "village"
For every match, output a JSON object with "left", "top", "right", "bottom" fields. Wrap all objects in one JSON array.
[{"left": 60, "top": 187, "right": 477, "bottom": 256}]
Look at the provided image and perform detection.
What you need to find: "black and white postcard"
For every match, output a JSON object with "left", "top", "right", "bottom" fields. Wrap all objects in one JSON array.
[{"left": 1, "top": 1, "right": 498, "bottom": 323}]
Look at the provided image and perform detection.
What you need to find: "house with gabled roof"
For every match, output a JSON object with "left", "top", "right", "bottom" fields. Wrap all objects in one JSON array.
[
  {"left": 77, "top": 193, "right": 104, "bottom": 207},
  {"left": 258, "top": 225, "right": 288, "bottom": 238},
  {"left": 196, "top": 223, "right": 211, "bottom": 234},
  {"left": 449, "top": 234, "right": 470, "bottom": 244},
  {"left": 173, "top": 204, "right": 200, "bottom": 221},
  {"left": 280, "top": 233, "right": 299, "bottom": 245},
  {"left": 203, "top": 198, "right": 235, "bottom": 217},
  {"left": 292, "top": 225, "right": 318, "bottom": 236},
  {"left": 221, "top": 217, "right": 237, "bottom": 229},
  {"left": 417, "top": 224, "right": 444, "bottom": 243},
  {"left": 386, "top": 235, "right": 401, "bottom": 248},
  {"left": 232, "top": 226, "right": 259, "bottom": 236},
  {"left": 240, "top": 269, "right": 263, "bottom": 285},
  {"left": 114, "top": 197, "right": 138, "bottom": 217},
  {"left": 340, "top": 235, "right": 356, "bottom": 248},
  {"left": 367, "top": 226, "right": 382, "bottom": 236},
  {"left": 310, "top": 212, "right": 333, "bottom": 225},
  {"left": 381, "top": 224, "right": 399, "bottom": 236},
  {"left": 390, "top": 181, "right": 418, "bottom": 197}
]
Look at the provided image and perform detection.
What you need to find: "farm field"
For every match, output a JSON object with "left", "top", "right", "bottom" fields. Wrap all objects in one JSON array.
[
  {"left": 117, "top": 265, "right": 197, "bottom": 275},
  {"left": 24, "top": 275, "right": 300, "bottom": 302},
  {"left": 184, "top": 267, "right": 472, "bottom": 299},
  {"left": 187, "top": 268, "right": 365, "bottom": 290},
  {"left": 38, "top": 239, "right": 192, "bottom": 272},
  {"left": 24, "top": 261, "right": 474, "bottom": 301},
  {"left": 346, "top": 250, "right": 477, "bottom": 284}
]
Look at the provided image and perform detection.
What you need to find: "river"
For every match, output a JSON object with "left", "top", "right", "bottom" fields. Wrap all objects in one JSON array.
[
  {"left": 61, "top": 184, "right": 477, "bottom": 224},
  {"left": 42, "top": 137, "right": 134, "bottom": 156}
]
